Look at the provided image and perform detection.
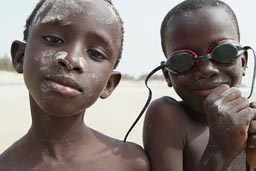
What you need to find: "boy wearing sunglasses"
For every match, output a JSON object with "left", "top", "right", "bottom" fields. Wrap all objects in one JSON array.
[{"left": 143, "top": 0, "right": 256, "bottom": 170}]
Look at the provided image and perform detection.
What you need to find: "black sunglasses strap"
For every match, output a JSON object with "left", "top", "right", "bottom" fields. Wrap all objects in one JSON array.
[
  {"left": 123, "top": 65, "right": 167, "bottom": 142},
  {"left": 246, "top": 46, "right": 256, "bottom": 99}
]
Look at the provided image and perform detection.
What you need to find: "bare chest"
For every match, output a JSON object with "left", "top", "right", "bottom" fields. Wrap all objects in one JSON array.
[{"left": 0, "top": 159, "right": 130, "bottom": 171}]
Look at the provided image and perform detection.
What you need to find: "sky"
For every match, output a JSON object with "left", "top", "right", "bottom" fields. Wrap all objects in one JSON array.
[{"left": 0, "top": 0, "right": 256, "bottom": 80}]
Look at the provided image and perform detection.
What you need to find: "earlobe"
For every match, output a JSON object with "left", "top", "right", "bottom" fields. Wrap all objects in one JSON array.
[
  {"left": 100, "top": 71, "right": 121, "bottom": 99},
  {"left": 11, "top": 40, "right": 26, "bottom": 73},
  {"left": 161, "top": 61, "right": 172, "bottom": 87}
]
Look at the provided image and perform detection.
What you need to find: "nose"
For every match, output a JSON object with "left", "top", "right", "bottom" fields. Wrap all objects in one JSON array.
[
  {"left": 193, "top": 59, "right": 219, "bottom": 80},
  {"left": 55, "top": 45, "right": 86, "bottom": 73}
]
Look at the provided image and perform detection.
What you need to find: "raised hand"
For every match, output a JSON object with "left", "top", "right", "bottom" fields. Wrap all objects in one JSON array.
[{"left": 203, "top": 84, "right": 255, "bottom": 162}]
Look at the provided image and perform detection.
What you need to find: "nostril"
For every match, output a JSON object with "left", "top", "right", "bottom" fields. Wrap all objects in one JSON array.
[
  {"left": 58, "top": 61, "right": 66, "bottom": 68},
  {"left": 73, "top": 67, "right": 81, "bottom": 72},
  {"left": 57, "top": 58, "right": 73, "bottom": 70},
  {"left": 56, "top": 57, "right": 83, "bottom": 72}
]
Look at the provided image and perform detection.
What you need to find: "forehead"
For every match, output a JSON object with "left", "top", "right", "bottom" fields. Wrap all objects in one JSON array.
[
  {"left": 165, "top": 7, "right": 238, "bottom": 53},
  {"left": 32, "top": 0, "right": 118, "bottom": 26}
]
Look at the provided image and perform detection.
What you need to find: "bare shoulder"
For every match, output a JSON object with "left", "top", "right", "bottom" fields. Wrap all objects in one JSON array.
[
  {"left": 117, "top": 141, "right": 150, "bottom": 171},
  {"left": 143, "top": 96, "right": 190, "bottom": 144},
  {"left": 90, "top": 129, "right": 149, "bottom": 171},
  {"left": 0, "top": 138, "right": 28, "bottom": 169},
  {"left": 144, "top": 96, "right": 189, "bottom": 126},
  {"left": 143, "top": 96, "right": 189, "bottom": 170}
]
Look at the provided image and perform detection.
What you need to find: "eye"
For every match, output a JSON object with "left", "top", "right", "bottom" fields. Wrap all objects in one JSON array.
[
  {"left": 87, "top": 49, "right": 106, "bottom": 61},
  {"left": 43, "top": 35, "right": 64, "bottom": 45}
]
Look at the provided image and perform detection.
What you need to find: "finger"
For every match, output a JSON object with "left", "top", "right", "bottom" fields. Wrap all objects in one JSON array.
[
  {"left": 207, "top": 84, "right": 230, "bottom": 98},
  {"left": 205, "top": 84, "right": 230, "bottom": 104},
  {"left": 227, "top": 96, "right": 249, "bottom": 112},
  {"left": 250, "top": 102, "right": 256, "bottom": 108},
  {"left": 249, "top": 120, "right": 256, "bottom": 134},
  {"left": 219, "top": 87, "right": 242, "bottom": 103},
  {"left": 207, "top": 85, "right": 242, "bottom": 104},
  {"left": 236, "top": 108, "right": 256, "bottom": 126},
  {"left": 247, "top": 134, "right": 256, "bottom": 149},
  {"left": 205, "top": 86, "right": 242, "bottom": 112}
]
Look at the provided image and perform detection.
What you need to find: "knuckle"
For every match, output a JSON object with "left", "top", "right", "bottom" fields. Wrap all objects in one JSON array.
[
  {"left": 250, "top": 101, "right": 256, "bottom": 108},
  {"left": 230, "top": 87, "right": 241, "bottom": 96}
]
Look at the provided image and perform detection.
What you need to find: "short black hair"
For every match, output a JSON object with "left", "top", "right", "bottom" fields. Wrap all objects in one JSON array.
[
  {"left": 23, "top": 0, "right": 124, "bottom": 69},
  {"left": 160, "top": 0, "right": 240, "bottom": 56}
]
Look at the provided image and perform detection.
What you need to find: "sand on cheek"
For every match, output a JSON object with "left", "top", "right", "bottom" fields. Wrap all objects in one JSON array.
[
  {"left": 38, "top": 50, "right": 57, "bottom": 72},
  {"left": 30, "top": 50, "right": 57, "bottom": 96},
  {"left": 81, "top": 73, "right": 103, "bottom": 104}
]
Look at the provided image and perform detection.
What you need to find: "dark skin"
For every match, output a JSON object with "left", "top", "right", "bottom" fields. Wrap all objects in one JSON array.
[
  {"left": 0, "top": 0, "right": 149, "bottom": 170},
  {"left": 143, "top": 7, "right": 256, "bottom": 171}
]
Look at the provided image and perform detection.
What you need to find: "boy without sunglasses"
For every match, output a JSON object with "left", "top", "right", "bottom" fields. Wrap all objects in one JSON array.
[
  {"left": 0, "top": 0, "right": 149, "bottom": 170},
  {"left": 143, "top": 0, "right": 256, "bottom": 170}
]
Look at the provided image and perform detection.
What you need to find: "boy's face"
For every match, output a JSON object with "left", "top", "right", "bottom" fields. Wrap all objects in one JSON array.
[
  {"left": 164, "top": 7, "right": 247, "bottom": 114},
  {"left": 17, "top": 0, "right": 122, "bottom": 116}
]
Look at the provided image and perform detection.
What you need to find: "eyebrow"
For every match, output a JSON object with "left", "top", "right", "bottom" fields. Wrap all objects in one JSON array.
[{"left": 40, "top": 18, "right": 73, "bottom": 26}]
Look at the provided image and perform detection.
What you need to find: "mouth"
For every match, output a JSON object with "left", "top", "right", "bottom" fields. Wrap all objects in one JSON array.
[
  {"left": 44, "top": 76, "right": 83, "bottom": 97},
  {"left": 190, "top": 83, "right": 228, "bottom": 97},
  {"left": 192, "top": 87, "right": 216, "bottom": 96}
]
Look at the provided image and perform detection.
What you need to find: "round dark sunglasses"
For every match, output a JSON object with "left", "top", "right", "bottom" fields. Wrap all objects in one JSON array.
[{"left": 165, "top": 42, "right": 245, "bottom": 74}]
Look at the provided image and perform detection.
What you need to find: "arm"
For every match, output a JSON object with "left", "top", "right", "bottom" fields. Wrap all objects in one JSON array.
[
  {"left": 143, "top": 97, "right": 185, "bottom": 171},
  {"left": 198, "top": 85, "right": 256, "bottom": 171},
  {"left": 246, "top": 133, "right": 256, "bottom": 171},
  {"left": 246, "top": 102, "right": 256, "bottom": 170}
]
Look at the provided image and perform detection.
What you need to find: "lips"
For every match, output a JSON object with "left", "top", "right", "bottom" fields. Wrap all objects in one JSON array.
[
  {"left": 189, "top": 82, "right": 227, "bottom": 96},
  {"left": 191, "top": 87, "right": 216, "bottom": 96},
  {"left": 44, "top": 76, "right": 83, "bottom": 97}
]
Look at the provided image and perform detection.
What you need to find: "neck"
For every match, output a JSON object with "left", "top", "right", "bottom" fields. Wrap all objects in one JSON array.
[
  {"left": 182, "top": 101, "right": 208, "bottom": 125},
  {"left": 28, "top": 95, "right": 90, "bottom": 146}
]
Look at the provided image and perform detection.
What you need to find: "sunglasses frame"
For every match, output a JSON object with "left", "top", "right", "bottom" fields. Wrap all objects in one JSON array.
[{"left": 165, "top": 42, "right": 245, "bottom": 74}]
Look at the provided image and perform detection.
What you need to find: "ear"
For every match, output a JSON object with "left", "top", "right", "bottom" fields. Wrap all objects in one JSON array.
[
  {"left": 241, "top": 51, "right": 248, "bottom": 76},
  {"left": 161, "top": 61, "right": 172, "bottom": 87},
  {"left": 11, "top": 40, "right": 26, "bottom": 73},
  {"left": 100, "top": 71, "right": 121, "bottom": 99}
]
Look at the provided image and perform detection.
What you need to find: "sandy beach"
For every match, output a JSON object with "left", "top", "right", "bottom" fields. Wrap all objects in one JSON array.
[{"left": 1, "top": 71, "right": 256, "bottom": 154}]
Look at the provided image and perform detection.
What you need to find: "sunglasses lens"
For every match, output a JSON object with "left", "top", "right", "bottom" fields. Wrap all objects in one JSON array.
[
  {"left": 212, "top": 44, "right": 239, "bottom": 63},
  {"left": 166, "top": 52, "right": 195, "bottom": 73}
]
